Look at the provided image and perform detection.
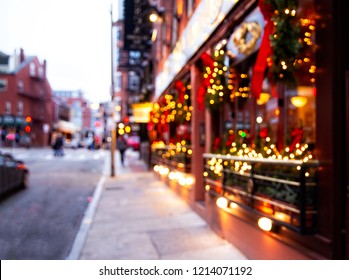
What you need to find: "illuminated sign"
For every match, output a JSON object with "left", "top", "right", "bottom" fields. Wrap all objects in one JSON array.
[{"left": 132, "top": 102, "right": 153, "bottom": 123}]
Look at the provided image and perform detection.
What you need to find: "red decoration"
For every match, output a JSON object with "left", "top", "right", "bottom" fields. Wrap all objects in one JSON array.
[
  {"left": 289, "top": 127, "right": 304, "bottom": 152},
  {"left": 251, "top": 0, "right": 275, "bottom": 99},
  {"left": 175, "top": 80, "right": 185, "bottom": 104},
  {"left": 198, "top": 52, "right": 215, "bottom": 110},
  {"left": 259, "top": 127, "right": 268, "bottom": 139},
  {"left": 213, "top": 136, "right": 221, "bottom": 152},
  {"left": 225, "top": 134, "right": 235, "bottom": 147}
]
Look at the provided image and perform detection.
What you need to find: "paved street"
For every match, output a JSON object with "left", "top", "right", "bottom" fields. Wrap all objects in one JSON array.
[
  {"left": 0, "top": 147, "right": 247, "bottom": 260},
  {"left": 0, "top": 147, "right": 106, "bottom": 259}
]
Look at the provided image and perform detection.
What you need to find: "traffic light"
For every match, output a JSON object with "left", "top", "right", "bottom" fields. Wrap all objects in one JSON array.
[{"left": 24, "top": 116, "right": 32, "bottom": 133}]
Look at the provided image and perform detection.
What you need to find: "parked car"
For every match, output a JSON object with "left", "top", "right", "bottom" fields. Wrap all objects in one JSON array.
[
  {"left": 126, "top": 135, "right": 140, "bottom": 151},
  {"left": 0, "top": 152, "right": 29, "bottom": 199}
]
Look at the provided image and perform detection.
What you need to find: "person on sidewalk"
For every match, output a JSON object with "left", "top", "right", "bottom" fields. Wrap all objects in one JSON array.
[
  {"left": 117, "top": 134, "right": 128, "bottom": 166},
  {"left": 52, "top": 132, "right": 64, "bottom": 157}
]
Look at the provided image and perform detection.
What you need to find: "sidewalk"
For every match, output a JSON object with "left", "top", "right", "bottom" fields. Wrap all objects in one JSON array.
[{"left": 68, "top": 149, "right": 247, "bottom": 260}]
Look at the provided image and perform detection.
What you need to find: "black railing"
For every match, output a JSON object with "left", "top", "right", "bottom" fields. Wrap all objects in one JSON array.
[{"left": 203, "top": 153, "right": 319, "bottom": 234}]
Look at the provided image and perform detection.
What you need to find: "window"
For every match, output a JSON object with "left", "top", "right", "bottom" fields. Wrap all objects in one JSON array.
[
  {"left": 187, "top": 0, "right": 194, "bottom": 17},
  {"left": 171, "top": 15, "right": 179, "bottom": 50},
  {"left": 30, "top": 62, "right": 36, "bottom": 76},
  {"left": 115, "top": 72, "right": 122, "bottom": 92},
  {"left": 128, "top": 71, "right": 140, "bottom": 91},
  {"left": 17, "top": 80, "right": 24, "bottom": 92},
  {"left": 5, "top": 102, "right": 11, "bottom": 114},
  {"left": 129, "top": 51, "right": 141, "bottom": 65},
  {"left": 0, "top": 79, "right": 7, "bottom": 91},
  {"left": 17, "top": 101, "right": 23, "bottom": 115},
  {"left": 116, "top": 26, "right": 122, "bottom": 40},
  {"left": 38, "top": 66, "right": 44, "bottom": 78}
]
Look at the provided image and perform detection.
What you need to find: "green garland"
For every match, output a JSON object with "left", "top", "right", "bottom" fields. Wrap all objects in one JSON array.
[
  {"left": 204, "top": 49, "right": 229, "bottom": 110},
  {"left": 266, "top": 0, "right": 301, "bottom": 86}
]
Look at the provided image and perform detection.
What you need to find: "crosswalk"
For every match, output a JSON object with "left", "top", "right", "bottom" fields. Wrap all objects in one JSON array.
[{"left": 0, "top": 147, "right": 108, "bottom": 162}]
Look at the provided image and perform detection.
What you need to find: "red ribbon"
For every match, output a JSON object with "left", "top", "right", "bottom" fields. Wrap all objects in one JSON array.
[
  {"left": 289, "top": 127, "right": 303, "bottom": 152},
  {"left": 225, "top": 134, "right": 235, "bottom": 147},
  {"left": 251, "top": 0, "right": 274, "bottom": 99},
  {"left": 174, "top": 80, "right": 185, "bottom": 104},
  {"left": 213, "top": 136, "right": 221, "bottom": 152},
  {"left": 198, "top": 52, "right": 215, "bottom": 110}
]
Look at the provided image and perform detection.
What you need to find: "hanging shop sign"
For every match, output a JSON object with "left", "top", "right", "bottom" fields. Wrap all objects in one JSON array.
[
  {"left": 132, "top": 102, "right": 153, "bottom": 123},
  {"left": 154, "top": 0, "right": 239, "bottom": 100},
  {"left": 227, "top": 7, "right": 265, "bottom": 64}
]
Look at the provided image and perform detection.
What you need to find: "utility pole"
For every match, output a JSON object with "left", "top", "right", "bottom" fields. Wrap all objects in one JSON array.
[{"left": 110, "top": 3, "right": 116, "bottom": 177}]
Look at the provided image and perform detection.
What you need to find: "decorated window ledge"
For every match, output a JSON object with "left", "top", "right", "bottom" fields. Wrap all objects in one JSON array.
[
  {"left": 151, "top": 143, "right": 194, "bottom": 189},
  {"left": 151, "top": 142, "right": 192, "bottom": 173},
  {"left": 203, "top": 152, "right": 319, "bottom": 234}
]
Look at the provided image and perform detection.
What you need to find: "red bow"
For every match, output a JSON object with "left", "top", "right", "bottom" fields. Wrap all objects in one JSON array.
[
  {"left": 289, "top": 127, "right": 303, "bottom": 152},
  {"left": 251, "top": 0, "right": 275, "bottom": 99}
]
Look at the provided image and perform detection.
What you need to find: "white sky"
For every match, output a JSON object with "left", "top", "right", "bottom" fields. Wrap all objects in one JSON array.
[{"left": 0, "top": 0, "right": 120, "bottom": 103}]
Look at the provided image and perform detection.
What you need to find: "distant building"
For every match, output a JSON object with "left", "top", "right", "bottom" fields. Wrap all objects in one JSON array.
[
  {"left": 52, "top": 90, "right": 92, "bottom": 141},
  {"left": 113, "top": 0, "right": 154, "bottom": 121},
  {"left": 0, "top": 49, "right": 53, "bottom": 147}
]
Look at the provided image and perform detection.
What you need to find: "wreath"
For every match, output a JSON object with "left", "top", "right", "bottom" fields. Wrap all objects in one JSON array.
[{"left": 233, "top": 21, "right": 261, "bottom": 55}]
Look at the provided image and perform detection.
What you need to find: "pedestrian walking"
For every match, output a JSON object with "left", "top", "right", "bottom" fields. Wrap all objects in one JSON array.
[
  {"left": 52, "top": 133, "right": 64, "bottom": 156},
  {"left": 117, "top": 134, "right": 128, "bottom": 166},
  {"left": 0, "top": 127, "right": 5, "bottom": 147}
]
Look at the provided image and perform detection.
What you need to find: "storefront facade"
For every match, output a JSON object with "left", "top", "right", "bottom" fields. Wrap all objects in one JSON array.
[{"left": 148, "top": 0, "right": 349, "bottom": 259}]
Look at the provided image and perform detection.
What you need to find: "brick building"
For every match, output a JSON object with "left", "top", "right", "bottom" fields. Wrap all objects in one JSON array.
[
  {"left": 136, "top": 0, "right": 349, "bottom": 259},
  {"left": 0, "top": 49, "right": 53, "bottom": 147}
]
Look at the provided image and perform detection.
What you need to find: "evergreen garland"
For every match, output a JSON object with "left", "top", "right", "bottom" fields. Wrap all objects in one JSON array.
[
  {"left": 266, "top": 0, "right": 301, "bottom": 86},
  {"left": 204, "top": 49, "right": 229, "bottom": 110}
]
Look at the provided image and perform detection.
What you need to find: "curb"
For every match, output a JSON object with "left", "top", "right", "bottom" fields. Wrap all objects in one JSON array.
[{"left": 65, "top": 154, "right": 109, "bottom": 260}]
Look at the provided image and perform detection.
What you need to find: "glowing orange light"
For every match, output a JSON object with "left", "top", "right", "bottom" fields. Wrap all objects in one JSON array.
[{"left": 258, "top": 217, "right": 273, "bottom": 231}]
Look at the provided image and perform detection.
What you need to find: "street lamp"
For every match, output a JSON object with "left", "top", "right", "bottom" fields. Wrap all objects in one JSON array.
[
  {"left": 110, "top": 3, "right": 116, "bottom": 177},
  {"left": 148, "top": 7, "right": 164, "bottom": 23}
]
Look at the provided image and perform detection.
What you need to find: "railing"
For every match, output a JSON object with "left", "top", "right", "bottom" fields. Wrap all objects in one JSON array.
[
  {"left": 203, "top": 153, "right": 319, "bottom": 234},
  {"left": 151, "top": 145, "right": 192, "bottom": 173}
]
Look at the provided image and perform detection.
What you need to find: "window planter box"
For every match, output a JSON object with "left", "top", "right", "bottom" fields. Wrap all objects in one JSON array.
[{"left": 203, "top": 153, "right": 319, "bottom": 234}]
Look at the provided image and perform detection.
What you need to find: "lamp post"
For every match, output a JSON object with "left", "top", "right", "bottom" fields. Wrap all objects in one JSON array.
[{"left": 110, "top": 3, "right": 116, "bottom": 177}]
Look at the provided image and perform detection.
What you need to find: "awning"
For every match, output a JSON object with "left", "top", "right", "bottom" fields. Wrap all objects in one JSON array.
[
  {"left": 53, "top": 120, "right": 81, "bottom": 134},
  {"left": 154, "top": 0, "right": 238, "bottom": 100}
]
